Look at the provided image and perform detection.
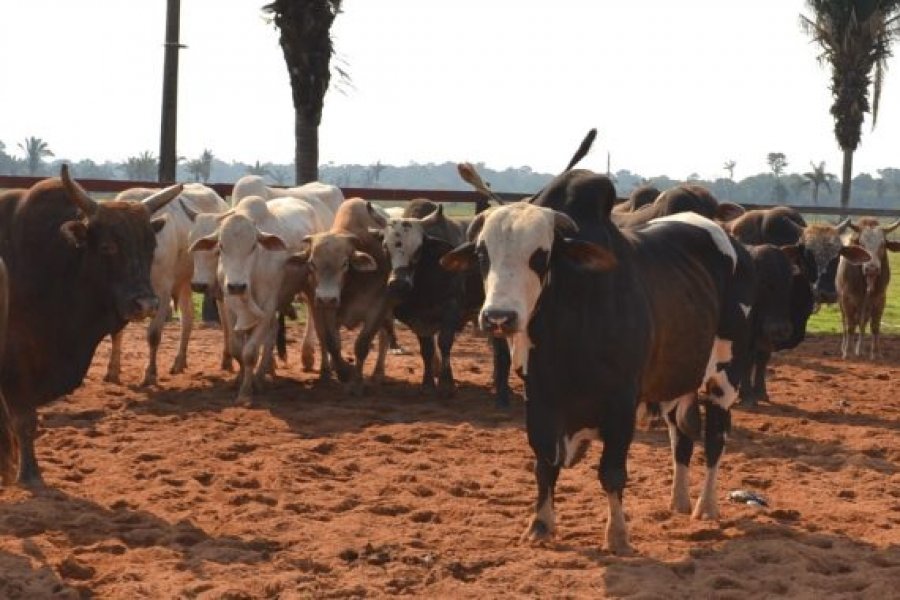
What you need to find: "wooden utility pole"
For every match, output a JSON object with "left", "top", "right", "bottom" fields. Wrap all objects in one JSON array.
[{"left": 158, "top": 0, "right": 183, "bottom": 183}]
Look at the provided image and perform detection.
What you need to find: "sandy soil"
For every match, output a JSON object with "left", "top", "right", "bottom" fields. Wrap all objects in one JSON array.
[{"left": 0, "top": 321, "right": 897, "bottom": 599}]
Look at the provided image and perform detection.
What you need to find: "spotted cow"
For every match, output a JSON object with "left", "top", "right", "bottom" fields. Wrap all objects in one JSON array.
[{"left": 442, "top": 170, "right": 754, "bottom": 554}]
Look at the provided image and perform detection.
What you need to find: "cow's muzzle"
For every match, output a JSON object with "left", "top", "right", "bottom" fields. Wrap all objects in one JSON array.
[
  {"left": 226, "top": 283, "right": 248, "bottom": 296},
  {"left": 387, "top": 274, "right": 413, "bottom": 297},
  {"left": 315, "top": 295, "right": 340, "bottom": 309},
  {"left": 480, "top": 308, "right": 518, "bottom": 337},
  {"left": 127, "top": 295, "right": 159, "bottom": 321}
]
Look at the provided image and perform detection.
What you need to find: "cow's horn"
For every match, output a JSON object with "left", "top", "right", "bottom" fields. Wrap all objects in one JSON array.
[
  {"left": 882, "top": 219, "right": 900, "bottom": 233},
  {"left": 142, "top": 184, "right": 184, "bottom": 214},
  {"left": 60, "top": 164, "right": 99, "bottom": 216},
  {"left": 835, "top": 217, "right": 851, "bottom": 232},
  {"left": 553, "top": 210, "right": 579, "bottom": 234},
  {"left": 366, "top": 201, "right": 388, "bottom": 227},
  {"left": 420, "top": 203, "right": 444, "bottom": 226},
  {"left": 457, "top": 162, "right": 505, "bottom": 205}
]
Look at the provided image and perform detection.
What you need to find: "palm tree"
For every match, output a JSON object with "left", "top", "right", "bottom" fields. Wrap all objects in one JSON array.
[
  {"left": 263, "top": 0, "right": 345, "bottom": 185},
  {"left": 723, "top": 159, "right": 736, "bottom": 181},
  {"left": 18, "top": 136, "right": 54, "bottom": 175},
  {"left": 122, "top": 151, "right": 158, "bottom": 181},
  {"left": 801, "top": 1, "right": 900, "bottom": 213},
  {"left": 247, "top": 160, "right": 273, "bottom": 179},
  {"left": 199, "top": 148, "right": 214, "bottom": 183},
  {"left": 801, "top": 160, "right": 837, "bottom": 204}
]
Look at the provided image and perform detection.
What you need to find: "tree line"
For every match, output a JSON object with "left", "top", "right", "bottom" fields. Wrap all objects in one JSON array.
[{"left": 2, "top": 137, "right": 899, "bottom": 209}]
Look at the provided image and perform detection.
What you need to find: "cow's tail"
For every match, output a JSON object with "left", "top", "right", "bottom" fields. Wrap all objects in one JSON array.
[
  {"left": 562, "top": 128, "right": 597, "bottom": 172},
  {"left": 276, "top": 312, "right": 288, "bottom": 362}
]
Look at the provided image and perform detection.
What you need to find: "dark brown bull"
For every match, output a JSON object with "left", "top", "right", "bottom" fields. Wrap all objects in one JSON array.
[
  {"left": 611, "top": 184, "right": 745, "bottom": 228},
  {"left": 0, "top": 167, "right": 180, "bottom": 485}
]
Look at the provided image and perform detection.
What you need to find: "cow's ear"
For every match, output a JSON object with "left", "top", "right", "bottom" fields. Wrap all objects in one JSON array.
[
  {"left": 840, "top": 244, "right": 871, "bottom": 265},
  {"left": 423, "top": 235, "right": 455, "bottom": 258},
  {"left": 189, "top": 234, "right": 218, "bottom": 253},
  {"left": 715, "top": 202, "right": 745, "bottom": 222},
  {"left": 440, "top": 241, "right": 476, "bottom": 272},
  {"left": 350, "top": 250, "right": 377, "bottom": 272},
  {"left": 886, "top": 240, "right": 900, "bottom": 252},
  {"left": 779, "top": 244, "right": 803, "bottom": 275},
  {"left": 60, "top": 220, "right": 89, "bottom": 248},
  {"left": 151, "top": 215, "right": 168, "bottom": 234},
  {"left": 558, "top": 239, "right": 617, "bottom": 272},
  {"left": 257, "top": 232, "right": 287, "bottom": 251}
]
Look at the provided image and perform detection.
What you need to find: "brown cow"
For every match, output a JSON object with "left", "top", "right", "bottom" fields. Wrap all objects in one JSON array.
[
  {"left": 611, "top": 184, "right": 744, "bottom": 228},
  {"left": 837, "top": 218, "right": 900, "bottom": 359},
  {"left": 0, "top": 167, "right": 179, "bottom": 484},
  {"left": 288, "top": 198, "right": 392, "bottom": 395}
]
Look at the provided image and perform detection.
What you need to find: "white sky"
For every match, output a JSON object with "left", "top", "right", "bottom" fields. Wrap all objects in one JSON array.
[{"left": 2, "top": 0, "right": 899, "bottom": 182}]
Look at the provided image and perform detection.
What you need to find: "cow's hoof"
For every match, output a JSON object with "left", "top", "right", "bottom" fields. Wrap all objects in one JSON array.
[
  {"left": 345, "top": 380, "right": 365, "bottom": 397},
  {"left": 139, "top": 375, "right": 158, "bottom": 388},
  {"left": 301, "top": 351, "right": 315, "bottom": 372},
  {"left": 692, "top": 500, "right": 720, "bottom": 521},
  {"left": 419, "top": 382, "right": 437, "bottom": 396},
  {"left": 235, "top": 393, "right": 255, "bottom": 408},
  {"left": 103, "top": 373, "right": 121, "bottom": 385},
  {"left": 437, "top": 381, "right": 456, "bottom": 399},
  {"left": 221, "top": 359, "right": 234, "bottom": 372},
  {"left": 670, "top": 495, "right": 692, "bottom": 515},
  {"left": 520, "top": 519, "right": 554, "bottom": 543}
]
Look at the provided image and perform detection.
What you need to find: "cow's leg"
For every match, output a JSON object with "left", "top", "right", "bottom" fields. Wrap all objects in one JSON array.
[
  {"left": 170, "top": 282, "right": 193, "bottom": 375},
  {"left": 256, "top": 316, "right": 279, "bottom": 384},
  {"left": 299, "top": 300, "right": 317, "bottom": 372},
  {"left": 418, "top": 335, "right": 437, "bottom": 394},
  {"left": 0, "top": 400, "right": 17, "bottom": 485},
  {"left": 693, "top": 402, "right": 731, "bottom": 520},
  {"left": 436, "top": 325, "right": 456, "bottom": 398},
  {"left": 599, "top": 398, "right": 635, "bottom": 555},
  {"left": 348, "top": 314, "right": 384, "bottom": 396},
  {"left": 840, "top": 301, "right": 852, "bottom": 359},
  {"left": 752, "top": 347, "right": 773, "bottom": 403},
  {"left": 372, "top": 328, "right": 389, "bottom": 385},
  {"left": 12, "top": 408, "right": 42, "bottom": 486},
  {"left": 104, "top": 330, "right": 124, "bottom": 384},
  {"left": 491, "top": 337, "right": 511, "bottom": 408},
  {"left": 140, "top": 298, "right": 170, "bottom": 387},
  {"left": 318, "top": 308, "right": 350, "bottom": 383},
  {"left": 855, "top": 312, "right": 866, "bottom": 357},
  {"left": 870, "top": 299, "right": 885, "bottom": 359},
  {"left": 660, "top": 394, "right": 695, "bottom": 514},
  {"left": 217, "top": 298, "right": 234, "bottom": 371},
  {"left": 521, "top": 457, "right": 560, "bottom": 543}
]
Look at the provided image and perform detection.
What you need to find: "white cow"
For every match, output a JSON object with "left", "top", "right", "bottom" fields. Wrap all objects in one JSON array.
[
  {"left": 189, "top": 195, "right": 322, "bottom": 403},
  {"left": 232, "top": 175, "right": 343, "bottom": 229},
  {"left": 106, "top": 184, "right": 229, "bottom": 386}
]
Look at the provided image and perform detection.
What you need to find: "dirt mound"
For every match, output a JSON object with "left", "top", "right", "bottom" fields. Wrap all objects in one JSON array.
[{"left": 0, "top": 324, "right": 897, "bottom": 598}]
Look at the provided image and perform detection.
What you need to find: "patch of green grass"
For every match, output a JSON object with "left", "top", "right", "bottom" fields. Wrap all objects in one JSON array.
[{"left": 806, "top": 267, "right": 900, "bottom": 335}]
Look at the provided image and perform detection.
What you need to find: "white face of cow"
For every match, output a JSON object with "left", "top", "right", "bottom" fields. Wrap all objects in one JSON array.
[
  {"left": 188, "top": 213, "right": 287, "bottom": 299},
  {"left": 188, "top": 213, "right": 221, "bottom": 293},
  {"left": 849, "top": 220, "right": 900, "bottom": 291},
  {"left": 384, "top": 219, "right": 426, "bottom": 271},
  {"left": 441, "top": 204, "right": 616, "bottom": 375},
  {"left": 475, "top": 204, "right": 556, "bottom": 336}
]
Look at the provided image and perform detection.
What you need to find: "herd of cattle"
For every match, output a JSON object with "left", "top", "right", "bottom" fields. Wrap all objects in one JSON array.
[{"left": 0, "top": 130, "right": 896, "bottom": 555}]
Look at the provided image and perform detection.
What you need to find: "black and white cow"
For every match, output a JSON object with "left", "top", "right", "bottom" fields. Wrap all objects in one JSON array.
[
  {"left": 441, "top": 170, "right": 754, "bottom": 554},
  {"left": 368, "top": 199, "right": 512, "bottom": 405}
]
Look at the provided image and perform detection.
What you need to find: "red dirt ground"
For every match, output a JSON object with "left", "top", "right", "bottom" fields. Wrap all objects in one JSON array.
[{"left": 0, "top": 322, "right": 897, "bottom": 598}]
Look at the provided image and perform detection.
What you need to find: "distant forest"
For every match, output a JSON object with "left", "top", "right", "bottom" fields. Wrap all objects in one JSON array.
[{"left": 2, "top": 140, "right": 899, "bottom": 208}]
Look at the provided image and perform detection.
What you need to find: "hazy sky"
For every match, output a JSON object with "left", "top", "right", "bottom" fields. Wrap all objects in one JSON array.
[{"left": 2, "top": 1, "right": 899, "bottom": 183}]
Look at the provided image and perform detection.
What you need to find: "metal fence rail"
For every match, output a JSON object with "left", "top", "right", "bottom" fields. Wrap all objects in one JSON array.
[{"left": 1, "top": 175, "right": 897, "bottom": 218}]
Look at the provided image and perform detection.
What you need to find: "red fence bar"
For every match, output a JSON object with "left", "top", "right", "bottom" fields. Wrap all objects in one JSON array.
[{"left": 0, "top": 175, "right": 897, "bottom": 217}]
